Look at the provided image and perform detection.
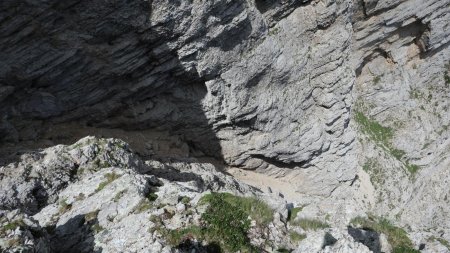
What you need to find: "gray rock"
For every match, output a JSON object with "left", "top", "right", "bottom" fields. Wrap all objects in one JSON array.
[{"left": 0, "top": 0, "right": 448, "bottom": 251}]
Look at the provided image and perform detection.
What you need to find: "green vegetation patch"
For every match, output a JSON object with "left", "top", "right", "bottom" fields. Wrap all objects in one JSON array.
[
  {"left": 373, "top": 75, "right": 382, "bottom": 84},
  {"left": 290, "top": 231, "right": 307, "bottom": 242},
  {"left": 355, "top": 111, "right": 420, "bottom": 176},
  {"left": 392, "top": 246, "right": 421, "bottom": 253},
  {"left": 291, "top": 218, "right": 329, "bottom": 231},
  {"left": 147, "top": 192, "right": 158, "bottom": 202},
  {"left": 134, "top": 199, "right": 153, "bottom": 213},
  {"left": 199, "top": 192, "right": 273, "bottom": 226},
  {"left": 0, "top": 220, "right": 25, "bottom": 236},
  {"left": 287, "top": 206, "right": 304, "bottom": 222},
  {"left": 362, "top": 159, "right": 384, "bottom": 187},
  {"left": 164, "top": 192, "right": 274, "bottom": 252},
  {"left": 95, "top": 172, "right": 121, "bottom": 192},
  {"left": 350, "top": 216, "right": 418, "bottom": 252},
  {"left": 355, "top": 111, "right": 393, "bottom": 146},
  {"left": 444, "top": 71, "right": 450, "bottom": 87},
  {"left": 181, "top": 196, "right": 191, "bottom": 205}
]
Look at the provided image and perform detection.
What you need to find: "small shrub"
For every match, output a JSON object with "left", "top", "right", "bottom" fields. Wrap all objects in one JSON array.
[
  {"left": 373, "top": 75, "right": 381, "bottom": 84},
  {"left": 292, "top": 219, "right": 329, "bottom": 231},
  {"left": 165, "top": 226, "right": 204, "bottom": 246},
  {"left": 166, "top": 192, "right": 271, "bottom": 252},
  {"left": 93, "top": 158, "right": 111, "bottom": 170},
  {"left": 201, "top": 193, "right": 254, "bottom": 252},
  {"left": 405, "top": 164, "right": 420, "bottom": 175},
  {"left": 409, "top": 89, "right": 423, "bottom": 99},
  {"left": 200, "top": 192, "right": 273, "bottom": 226},
  {"left": 444, "top": 71, "right": 450, "bottom": 87},
  {"left": 391, "top": 148, "right": 406, "bottom": 160},
  {"left": 147, "top": 192, "right": 158, "bottom": 202},
  {"left": 268, "top": 27, "right": 280, "bottom": 36},
  {"left": 75, "top": 193, "right": 86, "bottom": 201},
  {"left": 181, "top": 196, "right": 191, "bottom": 205}
]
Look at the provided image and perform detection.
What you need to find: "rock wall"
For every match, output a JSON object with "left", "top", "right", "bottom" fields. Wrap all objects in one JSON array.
[
  {"left": 0, "top": 0, "right": 358, "bottom": 199},
  {"left": 1, "top": 0, "right": 450, "bottom": 249},
  {"left": 351, "top": 0, "right": 450, "bottom": 245}
]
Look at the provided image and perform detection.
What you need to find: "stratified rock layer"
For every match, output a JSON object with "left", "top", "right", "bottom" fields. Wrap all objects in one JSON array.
[{"left": 0, "top": 0, "right": 449, "bottom": 251}]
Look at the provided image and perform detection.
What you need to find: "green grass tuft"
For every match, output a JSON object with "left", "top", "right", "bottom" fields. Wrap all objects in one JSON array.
[
  {"left": 181, "top": 196, "right": 191, "bottom": 205},
  {"left": 355, "top": 111, "right": 420, "bottom": 176},
  {"left": 288, "top": 206, "right": 304, "bottom": 222},
  {"left": 392, "top": 246, "right": 420, "bottom": 253},
  {"left": 134, "top": 199, "right": 153, "bottom": 213},
  {"left": 95, "top": 172, "right": 121, "bottom": 192},
  {"left": 444, "top": 71, "right": 450, "bottom": 87},
  {"left": 350, "top": 216, "right": 418, "bottom": 252},
  {"left": 0, "top": 220, "right": 25, "bottom": 236},
  {"left": 373, "top": 75, "right": 381, "bottom": 84},
  {"left": 292, "top": 218, "right": 329, "bottom": 231},
  {"left": 200, "top": 192, "right": 273, "bottom": 226},
  {"left": 290, "top": 231, "right": 307, "bottom": 242},
  {"left": 355, "top": 111, "right": 393, "bottom": 146},
  {"left": 165, "top": 192, "right": 274, "bottom": 252}
]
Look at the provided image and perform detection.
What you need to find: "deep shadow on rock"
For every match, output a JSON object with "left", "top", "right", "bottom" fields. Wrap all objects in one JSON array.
[
  {"left": 347, "top": 226, "right": 381, "bottom": 253},
  {"left": 322, "top": 232, "right": 338, "bottom": 249},
  {"left": 49, "top": 214, "right": 102, "bottom": 253},
  {"left": 0, "top": 0, "right": 227, "bottom": 165},
  {"left": 177, "top": 239, "right": 223, "bottom": 253}
]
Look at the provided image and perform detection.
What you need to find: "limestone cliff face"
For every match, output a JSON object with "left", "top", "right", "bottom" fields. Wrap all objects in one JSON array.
[
  {"left": 0, "top": 0, "right": 449, "bottom": 250},
  {"left": 351, "top": 0, "right": 450, "bottom": 243},
  {"left": 1, "top": 0, "right": 356, "bottom": 199}
]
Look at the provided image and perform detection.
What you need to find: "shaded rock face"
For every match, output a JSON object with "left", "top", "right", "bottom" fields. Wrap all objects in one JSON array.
[
  {"left": 347, "top": 227, "right": 381, "bottom": 253},
  {"left": 0, "top": 0, "right": 222, "bottom": 158},
  {"left": 0, "top": 0, "right": 359, "bottom": 204}
]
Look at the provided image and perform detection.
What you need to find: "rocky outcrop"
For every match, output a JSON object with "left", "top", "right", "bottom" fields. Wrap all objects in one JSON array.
[
  {"left": 1, "top": 137, "right": 376, "bottom": 252},
  {"left": 0, "top": 137, "right": 267, "bottom": 252}
]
